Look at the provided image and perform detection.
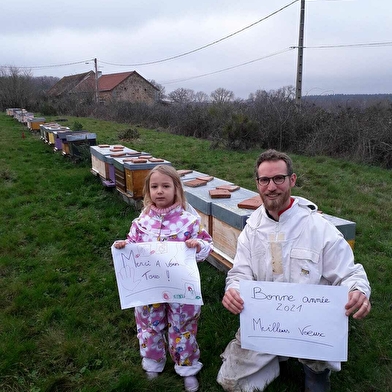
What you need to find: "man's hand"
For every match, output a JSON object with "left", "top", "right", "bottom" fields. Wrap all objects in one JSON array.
[
  {"left": 345, "top": 290, "right": 371, "bottom": 319},
  {"left": 222, "top": 288, "right": 244, "bottom": 315}
]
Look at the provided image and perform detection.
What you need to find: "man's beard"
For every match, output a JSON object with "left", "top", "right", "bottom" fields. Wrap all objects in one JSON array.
[{"left": 260, "top": 188, "right": 291, "bottom": 214}]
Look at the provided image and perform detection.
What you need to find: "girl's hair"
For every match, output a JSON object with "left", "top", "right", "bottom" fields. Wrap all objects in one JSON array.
[{"left": 143, "top": 165, "right": 186, "bottom": 210}]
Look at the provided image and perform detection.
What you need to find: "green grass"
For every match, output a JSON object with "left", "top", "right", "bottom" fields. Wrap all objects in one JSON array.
[{"left": 1, "top": 113, "right": 391, "bottom": 392}]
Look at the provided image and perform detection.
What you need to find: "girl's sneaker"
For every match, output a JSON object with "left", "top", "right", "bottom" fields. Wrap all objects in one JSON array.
[
  {"left": 146, "top": 371, "right": 158, "bottom": 380},
  {"left": 184, "top": 376, "right": 199, "bottom": 392}
]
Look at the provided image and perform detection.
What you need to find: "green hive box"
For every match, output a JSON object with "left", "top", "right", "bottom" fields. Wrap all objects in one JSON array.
[{"left": 321, "top": 213, "right": 356, "bottom": 249}]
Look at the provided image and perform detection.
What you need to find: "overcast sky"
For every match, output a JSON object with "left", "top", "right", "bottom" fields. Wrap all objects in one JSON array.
[{"left": 1, "top": 0, "right": 391, "bottom": 99}]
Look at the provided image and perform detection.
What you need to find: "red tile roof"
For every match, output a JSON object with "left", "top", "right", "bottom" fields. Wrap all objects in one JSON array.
[
  {"left": 47, "top": 70, "right": 158, "bottom": 97},
  {"left": 47, "top": 71, "right": 95, "bottom": 96},
  {"left": 98, "top": 71, "right": 136, "bottom": 92}
]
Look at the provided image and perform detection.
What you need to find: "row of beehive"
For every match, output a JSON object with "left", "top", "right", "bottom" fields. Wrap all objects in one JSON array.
[
  {"left": 7, "top": 108, "right": 97, "bottom": 159},
  {"left": 7, "top": 108, "right": 356, "bottom": 270},
  {"left": 90, "top": 144, "right": 172, "bottom": 198},
  {"left": 39, "top": 122, "right": 97, "bottom": 158},
  {"left": 6, "top": 107, "right": 45, "bottom": 130},
  {"left": 90, "top": 144, "right": 357, "bottom": 270},
  {"left": 89, "top": 144, "right": 258, "bottom": 266},
  {"left": 178, "top": 171, "right": 356, "bottom": 263}
]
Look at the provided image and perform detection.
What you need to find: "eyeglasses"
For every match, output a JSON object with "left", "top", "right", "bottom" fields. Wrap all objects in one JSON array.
[{"left": 256, "top": 174, "right": 290, "bottom": 186}]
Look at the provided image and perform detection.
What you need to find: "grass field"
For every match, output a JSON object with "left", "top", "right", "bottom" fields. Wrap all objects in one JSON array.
[{"left": 1, "top": 113, "right": 391, "bottom": 392}]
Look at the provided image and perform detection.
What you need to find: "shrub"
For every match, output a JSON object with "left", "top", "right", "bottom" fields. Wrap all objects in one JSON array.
[
  {"left": 73, "top": 121, "right": 84, "bottom": 131},
  {"left": 118, "top": 128, "right": 140, "bottom": 141},
  {"left": 222, "top": 113, "right": 262, "bottom": 150}
]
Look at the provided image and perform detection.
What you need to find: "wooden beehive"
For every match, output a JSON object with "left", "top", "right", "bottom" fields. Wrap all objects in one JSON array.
[
  {"left": 28, "top": 117, "right": 46, "bottom": 132},
  {"left": 60, "top": 131, "right": 91, "bottom": 155},
  {"left": 90, "top": 145, "right": 143, "bottom": 187},
  {"left": 39, "top": 123, "right": 57, "bottom": 142},
  {"left": 48, "top": 126, "right": 71, "bottom": 145},
  {"left": 113, "top": 156, "right": 137, "bottom": 195},
  {"left": 14, "top": 109, "right": 28, "bottom": 122},
  {"left": 6, "top": 108, "right": 21, "bottom": 116},
  {"left": 210, "top": 188, "right": 259, "bottom": 259},
  {"left": 22, "top": 112, "right": 34, "bottom": 124},
  {"left": 53, "top": 130, "right": 74, "bottom": 151},
  {"left": 321, "top": 214, "right": 356, "bottom": 249},
  {"left": 66, "top": 132, "right": 97, "bottom": 158},
  {"left": 181, "top": 170, "right": 235, "bottom": 235},
  {"left": 39, "top": 123, "right": 67, "bottom": 144},
  {"left": 123, "top": 158, "right": 172, "bottom": 199}
]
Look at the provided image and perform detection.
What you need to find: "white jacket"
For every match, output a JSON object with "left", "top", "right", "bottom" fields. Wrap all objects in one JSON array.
[{"left": 226, "top": 196, "right": 371, "bottom": 298}]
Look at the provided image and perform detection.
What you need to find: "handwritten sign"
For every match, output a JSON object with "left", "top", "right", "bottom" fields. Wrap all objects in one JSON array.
[
  {"left": 111, "top": 241, "right": 203, "bottom": 309},
  {"left": 240, "top": 281, "right": 348, "bottom": 361}
]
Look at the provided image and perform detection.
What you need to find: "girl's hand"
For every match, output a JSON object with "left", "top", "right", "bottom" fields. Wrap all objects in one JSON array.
[
  {"left": 185, "top": 239, "right": 201, "bottom": 253},
  {"left": 114, "top": 240, "right": 127, "bottom": 249}
]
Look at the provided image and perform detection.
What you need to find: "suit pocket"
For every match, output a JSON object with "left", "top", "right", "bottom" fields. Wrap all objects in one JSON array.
[{"left": 290, "top": 248, "right": 321, "bottom": 283}]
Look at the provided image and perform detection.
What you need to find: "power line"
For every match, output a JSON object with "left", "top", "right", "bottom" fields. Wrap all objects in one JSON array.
[
  {"left": 291, "top": 41, "right": 392, "bottom": 49},
  {"left": 5, "top": 59, "right": 94, "bottom": 70},
  {"left": 161, "top": 48, "right": 294, "bottom": 85},
  {"left": 1, "top": 1, "right": 298, "bottom": 71},
  {"left": 2, "top": 0, "right": 391, "bottom": 92},
  {"left": 97, "top": 0, "right": 300, "bottom": 67}
]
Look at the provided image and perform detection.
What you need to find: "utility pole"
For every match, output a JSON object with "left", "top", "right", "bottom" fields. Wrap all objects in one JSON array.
[
  {"left": 94, "top": 58, "right": 99, "bottom": 104},
  {"left": 295, "top": 0, "right": 305, "bottom": 107}
]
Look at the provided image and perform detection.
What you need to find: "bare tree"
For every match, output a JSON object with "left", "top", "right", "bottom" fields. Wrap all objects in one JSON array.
[
  {"left": 149, "top": 79, "right": 166, "bottom": 100},
  {"left": 0, "top": 66, "right": 35, "bottom": 110},
  {"left": 194, "top": 91, "right": 210, "bottom": 103},
  {"left": 210, "top": 87, "right": 234, "bottom": 103},
  {"left": 168, "top": 87, "right": 195, "bottom": 103},
  {"left": 32, "top": 76, "right": 59, "bottom": 92}
]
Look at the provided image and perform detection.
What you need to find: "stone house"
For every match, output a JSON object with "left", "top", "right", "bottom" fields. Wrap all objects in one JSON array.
[
  {"left": 47, "top": 71, "right": 95, "bottom": 98},
  {"left": 48, "top": 70, "right": 159, "bottom": 105},
  {"left": 98, "top": 71, "right": 158, "bottom": 104}
]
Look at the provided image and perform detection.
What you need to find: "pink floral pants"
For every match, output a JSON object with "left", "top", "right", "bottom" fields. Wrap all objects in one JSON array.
[{"left": 134, "top": 302, "right": 202, "bottom": 376}]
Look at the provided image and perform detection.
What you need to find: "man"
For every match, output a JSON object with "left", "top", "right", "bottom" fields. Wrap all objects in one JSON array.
[{"left": 217, "top": 149, "right": 371, "bottom": 392}]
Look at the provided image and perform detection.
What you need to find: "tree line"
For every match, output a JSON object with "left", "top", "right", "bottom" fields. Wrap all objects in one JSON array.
[{"left": 1, "top": 67, "right": 391, "bottom": 168}]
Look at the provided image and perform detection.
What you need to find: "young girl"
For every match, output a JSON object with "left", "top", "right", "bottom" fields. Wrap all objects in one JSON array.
[{"left": 114, "top": 165, "right": 213, "bottom": 392}]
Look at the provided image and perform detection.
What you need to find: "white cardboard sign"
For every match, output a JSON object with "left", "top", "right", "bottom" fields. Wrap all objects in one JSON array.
[
  {"left": 111, "top": 241, "right": 203, "bottom": 309},
  {"left": 240, "top": 281, "right": 348, "bottom": 361}
]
